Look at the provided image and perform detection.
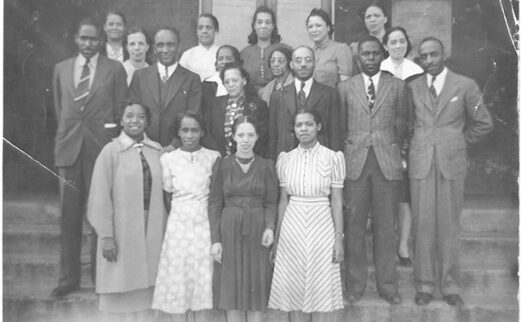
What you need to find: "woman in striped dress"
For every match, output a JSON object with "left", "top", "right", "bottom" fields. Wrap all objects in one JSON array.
[{"left": 269, "top": 108, "right": 345, "bottom": 321}]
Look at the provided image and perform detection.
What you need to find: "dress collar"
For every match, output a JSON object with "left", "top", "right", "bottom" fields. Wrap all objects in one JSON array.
[
  {"left": 297, "top": 141, "right": 321, "bottom": 155},
  {"left": 118, "top": 131, "right": 160, "bottom": 152}
]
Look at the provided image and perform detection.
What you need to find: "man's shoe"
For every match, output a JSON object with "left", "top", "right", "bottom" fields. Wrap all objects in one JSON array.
[
  {"left": 443, "top": 294, "right": 464, "bottom": 307},
  {"left": 415, "top": 292, "right": 433, "bottom": 306},
  {"left": 51, "top": 284, "right": 79, "bottom": 297},
  {"left": 381, "top": 293, "right": 402, "bottom": 305},
  {"left": 346, "top": 292, "right": 363, "bottom": 303}
]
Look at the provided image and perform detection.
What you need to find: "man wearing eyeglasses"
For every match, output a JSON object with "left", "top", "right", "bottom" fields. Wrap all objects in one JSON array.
[{"left": 267, "top": 45, "right": 342, "bottom": 160}]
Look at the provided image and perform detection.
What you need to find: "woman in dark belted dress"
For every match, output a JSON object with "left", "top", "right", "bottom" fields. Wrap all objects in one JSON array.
[{"left": 208, "top": 115, "right": 278, "bottom": 322}]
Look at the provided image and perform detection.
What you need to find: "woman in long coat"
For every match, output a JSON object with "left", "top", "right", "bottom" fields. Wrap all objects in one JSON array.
[{"left": 88, "top": 102, "right": 166, "bottom": 318}]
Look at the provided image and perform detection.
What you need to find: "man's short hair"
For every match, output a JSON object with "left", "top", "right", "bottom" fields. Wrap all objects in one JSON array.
[
  {"left": 419, "top": 36, "right": 445, "bottom": 52},
  {"left": 357, "top": 35, "right": 384, "bottom": 53},
  {"left": 154, "top": 26, "right": 181, "bottom": 44},
  {"left": 76, "top": 17, "right": 101, "bottom": 35},
  {"left": 291, "top": 45, "right": 315, "bottom": 61}
]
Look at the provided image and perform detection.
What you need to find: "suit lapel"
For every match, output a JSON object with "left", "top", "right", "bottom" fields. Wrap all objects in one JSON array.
[
  {"left": 307, "top": 82, "right": 323, "bottom": 110},
  {"left": 146, "top": 64, "right": 161, "bottom": 107},
  {"left": 372, "top": 73, "right": 391, "bottom": 115},
  {"left": 215, "top": 96, "right": 226, "bottom": 140},
  {"left": 64, "top": 58, "right": 76, "bottom": 97},
  {"left": 283, "top": 83, "right": 297, "bottom": 116},
  {"left": 416, "top": 74, "right": 436, "bottom": 116},
  {"left": 352, "top": 75, "right": 370, "bottom": 114},
  {"left": 435, "top": 70, "right": 458, "bottom": 118},
  {"left": 86, "top": 56, "right": 109, "bottom": 103},
  {"left": 163, "top": 66, "right": 185, "bottom": 110}
]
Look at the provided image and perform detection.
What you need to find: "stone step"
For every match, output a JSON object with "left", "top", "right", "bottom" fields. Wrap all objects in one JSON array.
[
  {"left": 5, "top": 225, "right": 517, "bottom": 270},
  {"left": 363, "top": 232, "right": 518, "bottom": 270},
  {"left": 3, "top": 194, "right": 518, "bottom": 233},
  {"left": 4, "top": 252, "right": 517, "bottom": 305},
  {"left": 3, "top": 287, "right": 517, "bottom": 322}
]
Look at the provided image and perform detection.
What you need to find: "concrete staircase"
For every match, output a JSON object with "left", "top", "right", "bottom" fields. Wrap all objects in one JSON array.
[{"left": 3, "top": 192, "right": 519, "bottom": 322}]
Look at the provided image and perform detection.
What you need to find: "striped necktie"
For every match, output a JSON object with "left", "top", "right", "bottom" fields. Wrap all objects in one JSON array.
[
  {"left": 297, "top": 81, "right": 307, "bottom": 109},
  {"left": 73, "top": 58, "right": 90, "bottom": 112},
  {"left": 162, "top": 65, "right": 169, "bottom": 83},
  {"left": 429, "top": 75, "right": 437, "bottom": 98},
  {"left": 367, "top": 77, "right": 376, "bottom": 112}
]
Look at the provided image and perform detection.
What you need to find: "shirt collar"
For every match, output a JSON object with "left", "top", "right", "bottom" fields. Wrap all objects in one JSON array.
[
  {"left": 118, "top": 131, "right": 160, "bottom": 152},
  {"left": 427, "top": 67, "right": 447, "bottom": 87},
  {"left": 362, "top": 71, "right": 381, "bottom": 91},
  {"left": 294, "top": 77, "right": 314, "bottom": 94},
  {"left": 77, "top": 53, "right": 99, "bottom": 68},
  {"left": 297, "top": 141, "right": 321, "bottom": 155},
  {"left": 315, "top": 37, "right": 331, "bottom": 50},
  {"left": 157, "top": 61, "right": 178, "bottom": 78},
  {"left": 206, "top": 74, "right": 228, "bottom": 96}
]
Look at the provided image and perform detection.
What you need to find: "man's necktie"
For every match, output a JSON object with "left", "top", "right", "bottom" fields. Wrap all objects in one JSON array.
[
  {"left": 297, "top": 81, "right": 307, "bottom": 109},
  {"left": 367, "top": 77, "right": 376, "bottom": 112},
  {"left": 73, "top": 58, "right": 90, "bottom": 112},
  {"left": 162, "top": 65, "right": 169, "bottom": 83},
  {"left": 429, "top": 75, "right": 437, "bottom": 98}
]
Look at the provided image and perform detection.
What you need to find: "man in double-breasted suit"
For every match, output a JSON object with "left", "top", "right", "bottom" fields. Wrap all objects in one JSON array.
[
  {"left": 408, "top": 37, "right": 493, "bottom": 307},
  {"left": 267, "top": 46, "right": 342, "bottom": 160},
  {"left": 339, "top": 36, "right": 407, "bottom": 305},
  {"left": 51, "top": 17, "right": 127, "bottom": 297},
  {"left": 129, "top": 26, "right": 201, "bottom": 149}
]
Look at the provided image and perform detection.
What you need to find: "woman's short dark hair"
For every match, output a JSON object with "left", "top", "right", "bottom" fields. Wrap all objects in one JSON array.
[
  {"left": 363, "top": 1, "right": 390, "bottom": 31},
  {"left": 199, "top": 13, "right": 219, "bottom": 32},
  {"left": 216, "top": 45, "right": 242, "bottom": 64},
  {"left": 268, "top": 46, "right": 292, "bottom": 69},
  {"left": 176, "top": 111, "right": 206, "bottom": 137},
  {"left": 247, "top": 6, "right": 282, "bottom": 45},
  {"left": 382, "top": 26, "right": 412, "bottom": 57},
  {"left": 126, "top": 26, "right": 150, "bottom": 44},
  {"left": 232, "top": 115, "right": 259, "bottom": 135},
  {"left": 119, "top": 100, "right": 151, "bottom": 125},
  {"left": 306, "top": 8, "right": 334, "bottom": 37},
  {"left": 220, "top": 62, "right": 258, "bottom": 98},
  {"left": 104, "top": 10, "right": 127, "bottom": 26},
  {"left": 294, "top": 108, "right": 323, "bottom": 133}
]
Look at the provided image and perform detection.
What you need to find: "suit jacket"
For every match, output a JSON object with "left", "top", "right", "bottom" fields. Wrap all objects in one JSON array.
[
  {"left": 267, "top": 79, "right": 342, "bottom": 160},
  {"left": 407, "top": 69, "right": 494, "bottom": 180},
  {"left": 339, "top": 71, "right": 408, "bottom": 181},
  {"left": 53, "top": 54, "right": 127, "bottom": 167},
  {"left": 205, "top": 95, "right": 269, "bottom": 157},
  {"left": 129, "top": 63, "right": 202, "bottom": 147}
]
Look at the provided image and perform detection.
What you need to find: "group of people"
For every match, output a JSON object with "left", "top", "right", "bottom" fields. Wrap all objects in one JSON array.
[{"left": 50, "top": 2, "right": 494, "bottom": 322}]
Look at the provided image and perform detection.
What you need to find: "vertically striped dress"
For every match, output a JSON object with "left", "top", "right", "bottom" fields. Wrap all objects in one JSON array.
[{"left": 269, "top": 143, "right": 345, "bottom": 312}]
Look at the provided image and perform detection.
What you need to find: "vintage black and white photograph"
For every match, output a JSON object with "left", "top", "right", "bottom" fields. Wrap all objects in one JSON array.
[{"left": 3, "top": 0, "right": 519, "bottom": 321}]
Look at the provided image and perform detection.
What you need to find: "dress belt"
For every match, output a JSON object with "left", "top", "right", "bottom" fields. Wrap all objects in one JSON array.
[{"left": 224, "top": 196, "right": 263, "bottom": 237}]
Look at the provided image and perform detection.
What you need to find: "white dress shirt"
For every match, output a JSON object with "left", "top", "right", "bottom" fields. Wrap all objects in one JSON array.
[
  {"left": 74, "top": 53, "right": 98, "bottom": 88},
  {"left": 179, "top": 44, "right": 219, "bottom": 81},
  {"left": 427, "top": 67, "right": 448, "bottom": 96},
  {"left": 362, "top": 71, "right": 381, "bottom": 94},
  {"left": 294, "top": 78, "right": 314, "bottom": 98},
  {"left": 157, "top": 62, "right": 178, "bottom": 81}
]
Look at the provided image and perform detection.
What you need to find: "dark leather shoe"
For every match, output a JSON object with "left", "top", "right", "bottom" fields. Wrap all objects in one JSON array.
[
  {"left": 346, "top": 292, "right": 363, "bottom": 303},
  {"left": 381, "top": 293, "right": 402, "bottom": 305},
  {"left": 415, "top": 292, "right": 433, "bottom": 306},
  {"left": 443, "top": 294, "right": 464, "bottom": 307},
  {"left": 397, "top": 254, "right": 412, "bottom": 267},
  {"left": 51, "top": 284, "right": 79, "bottom": 297}
]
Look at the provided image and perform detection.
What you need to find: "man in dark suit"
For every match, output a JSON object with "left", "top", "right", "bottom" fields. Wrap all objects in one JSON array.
[
  {"left": 51, "top": 17, "right": 127, "bottom": 297},
  {"left": 339, "top": 36, "right": 407, "bottom": 305},
  {"left": 408, "top": 37, "right": 493, "bottom": 307},
  {"left": 267, "top": 46, "right": 342, "bottom": 160},
  {"left": 129, "top": 26, "right": 201, "bottom": 149}
]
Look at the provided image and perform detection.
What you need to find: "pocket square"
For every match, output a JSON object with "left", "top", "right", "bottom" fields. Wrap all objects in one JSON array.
[{"left": 450, "top": 96, "right": 458, "bottom": 103}]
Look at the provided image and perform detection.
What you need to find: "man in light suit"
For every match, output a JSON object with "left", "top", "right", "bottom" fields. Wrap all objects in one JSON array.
[
  {"left": 129, "top": 26, "right": 201, "bottom": 149},
  {"left": 267, "top": 46, "right": 342, "bottom": 160},
  {"left": 409, "top": 37, "right": 493, "bottom": 307},
  {"left": 51, "top": 17, "right": 127, "bottom": 297},
  {"left": 339, "top": 36, "right": 407, "bottom": 305}
]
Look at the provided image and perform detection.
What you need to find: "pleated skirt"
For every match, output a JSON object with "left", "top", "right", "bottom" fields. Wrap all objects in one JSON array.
[{"left": 269, "top": 197, "right": 344, "bottom": 312}]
